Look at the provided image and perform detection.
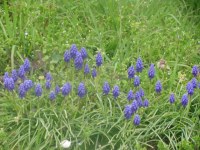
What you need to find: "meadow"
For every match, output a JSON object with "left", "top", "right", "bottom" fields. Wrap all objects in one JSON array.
[{"left": 0, "top": 0, "right": 200, "bottom": 149}]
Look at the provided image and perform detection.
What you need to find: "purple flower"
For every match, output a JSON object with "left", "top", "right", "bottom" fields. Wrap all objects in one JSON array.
[
  {"left": 55, "top": 85, "right": 60, "bottom": 95},
  {"left": 135, "top": 91, "right": 140, "bottom": 101},
  {"left": 84, "top": 63, "right": 90, "bottom": 74},
  {"left": 46, "top": 72, "right": 52, "bottom": 81},
  {"left": 131, "top": 100, "right": 138, "bottom": 113},
  {"left": 128, "top": 66, "right": 135, "bottom": 79},
  {"left": 45, "top": 80, "right": 51, "bottom": 89},
  {"left": 133, "top": 114, "right": 141, "bottom": 126},
  {"left": 181, "top": 94, "right": 188, "bottom": 107},
  {"left": 4, "top": 77, "right": 15, "bottom": 91},
  {"left": 64, "top": 50, "right": 71, "bottom": 63},
  {"left": 78, "top": 83, "right": 86, "bottom": 98},
  {"left": 24, "top": 80, "right": 33, "bottom": 91},
  {"left": 169, "top": 93, "right": 175, "bottom": 104},
  {"left": 191, "top": 78, "right": 197, "bottom": 88},
  {"left": 134, "top": 76, "right": 140, "bottom": 87},
  {"left": 18, "top": 65, "right": 25, "bottom": 79},
  {"left": 127, "top": 90, "right": 134, "bottom": 101},
  {"left": 62, "top": 82, "right": 72, "bottom": 96},
  {"left": 23, "top": 58, "right": 31, "bottom": 72},
  {"left": 18, "top": 83, "right": 26, "bottom": 99},
  {"left": 148, "top": 64, "right": 155, "bottom": 80},
  {"left": 143, "top": 99, "right": 149, "bottom": 107},
  {"left": 136, "top": 57, "right": 143, "bottom": 72},
  {"left": 35, "top": 84, "right": 42, "bottom": 97},
  {"left": 103, "top": 82, "right": 110, "bottom": 95},
  {"left": 113, "top": 85, "right": 120, "bottom": 99},
  {"left": 186, "top": 82, "right": 194, "bottom": 96},
  {"left": 124, "top": 105, "right": 132, "bottom": 119},
  {"left": 139, "top": 88, "right": 144, "bottom": 97},
  {"left": 155, "top": 80, "right": 162, "bottom": 93},
  {"left": 3, "top": 72, "right": 9, "bottom": 82},
  {"left": 96, "top": 52, "right": 103, "bottom": 67},
  {"left": 70, "top": 44, "right": 78, "bottom": 59},
  {"left": 49, "top": 91, "right": 56, "bottom": 101},
  {"left": 80, "top": 47, "right": 87, "bottom": 59},
  {"left": 137, "top": 97, "right": 143, "bottom": 107},
  {"left": 92, "top": 68, "right": 97, "bottom": 78},
  {"left": 192, "top": 65, "right": 198, "bottom": 77},
  {"left": 74, "top": 52, "right": 83, "bottom": 70},
  {"left": 11, "top": 70, "right": 18, "bottom": 82}
]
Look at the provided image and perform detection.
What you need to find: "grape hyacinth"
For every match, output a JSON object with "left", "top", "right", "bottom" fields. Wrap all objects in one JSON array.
[
  {"left": 143, "top": 99, "right": 149, "bottom": 107},
  {"left": 148, "top": 63, "right": 155, "bottom": 80},
  {"left": 18, "top": 65, "right": 25, "bottom": 79},
  {"left": 181, "top": 94, "right": 188, "bottom": 107},
  {"left": 128, "top": 66, "right": 135, "bottom": 79},
  {"left": 139, "top": 88, "right": 144, "bottom": 97},
  {"left": 92, "top": 68, "right": 97, "bottom": 78},
  {"left": 135, "top": 91, "right": 140, "bottom": 101},
  {"left": 137, "top": 97, "right": 143, "bottom": 107},
  {"left": 24, "top": 80, "right": 33, "bottom": 91},
  {"left": 136, "top": 57, "right": 143, "bottom": 72},
  {"left": 64, "top": 50, "right": 71, "bottom": 63},
  {"left": 46, "top": 72, "right": 52, "bottom": 81},
  {"left": 113, "top": 85, "right": 120, "bottom": 99},
  {"left": 133, "top": 114, "right": 141, "bottom": 126},
  {"left": 70, "top": 44, "right": 78, "bottom": 59},
  {"left": 49, "top": 91, "right": 56, "bottom": 101},
  {"left": 191, "top": 78, "right": 197, "bottom": 88},
  {"left": 80, "top": 47, "right": 87, "bottom": 59},
  {"left": 23, "top": 58, "right": 31, "bottom": 72},
  {"left": 18, "top": 83, "right": 26, "bottom": 99},
  {"left": 169, "top": 93, "right": 175, "bottom": 104},
  {"left": 127, "top": 90, "right": 134, "bottom": 101},
  {"left": 3, "top": 72, "right": 9, "bottom": 82},
  {"left": 62, "top": 83, "right": 72, "bottom": 96},
  {"left": 186, "top": 82, "right": 194, "bottom": 96},
  {"left": 192, "top": 65, "right": 198, "bottom": 77},
  {"left": 124, "top": 105, "right": 132, "bottom": 119},
  {"left": 84, "top": 64, "right": 90, "bottom": 75},
  {"left": 45, "top": 80, "right": 51, "bottom": 89},
  {"left": 134, "top": 76, "right": 140, "bottom": 87},
  {"left": 4, "top": 77, "right": 15, "bottom": 91},
  {"left": 155, "top": 80, "right": 162, "bottom": 93},
  {"left": 74, "top": 52, "right": 83, "bottom": 70},
  {"left": 103, "top": 82, "right": 110, "bottom": 95},
  {"left": 131, "top": 100, "right": 138, "bottom": 113},
  {"left": 11, "top": 70, "right": 18, "bottom": 82},
  {"left": 55, "top": 85, "right": 60, "bottom": 95},
  {"left": 35, "top": 84, "right": 42, "bottom": 97},
  {"left": 78, "top": 83, "right": 86, "bottom": 98},
  {"left": 96, "top": 52, "right": 103, "bottom": 67}
]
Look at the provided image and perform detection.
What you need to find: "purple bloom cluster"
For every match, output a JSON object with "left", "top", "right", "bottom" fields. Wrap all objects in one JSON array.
[
  {"left": 136, "top": 57, "right": 143, "bottom": 73},
  {"left": 70, "top": 44, "right": 78, "bottom": 59},
  {"left": 18, "top": 65, "right": 25, "bottom": 79},
  {"left": 127, "top": 90, "right": 134, "bottom": 101},
  {"left": 169, "top": 93, "right": 175, "bottom": 104},
  {"left": 64, "top": 50, "right": 71, "bottom": 63},
  {"left": 24, "top": 80, "right": 33, "bottom": 91},
  {"left": 55, "top": 85, "right": 60, "bottom": 95},
  {"left": 62, "top": 83, "right": 72, "bottom": 96},
  {"left": 128, "top": 66, "right": 135, "bottom": 79},
  {"left": 92, "top": 68, "right": 97, "bottom": 78},
  {"left": 4, "top": 77, "right": 15, "bottom": 91},
  {"left": 113, "top": 85, "right": 120, "bottom": 99},
  {"left": 11, "top": 70, "right": 18, "bottom": 82},
  {"left": 181, "top": 94, "right": 188, "bottom": 107},
  {"left": 49, "top": 91, "right": 56, "bottom": 101},
  {"left": 103, "top": 82, "right": 110, "bottom": 95},
  {"left": 74, "top": 52, "right": 83, "bottom": 70},
  {"left": 143, "top": 99, "right": 149, "bottom": 107},
  {"left": 186, "top": 82, "right": 194, "bottom": 96},
  {"left": 96, "top": 52, "right": 103, "bottom": 67},
  {"left": 23, "top": 58, "right": 31, "bottom": 72},
  {"left": 134, "top": 76, "right": 140, "bottom": 87},
  {"left": 192, "top": 65, "right": 198, "bottom": 77},
  {"left": 80, "top": 47, "right": 87, "bottom": 59},
  {"left": 155, "top": 80, "right": 162, "bottom": 93},
  {"left": 35, "top": 84, "right": 42, "bottom": 97},
  {"left": 84, "top": 64, "right": 90, "bottom": 75},
  {"left": 78, "top": 83, "right": 86, "bottom": 98},
  {"left": 133, "top": 114, "right": 141, "bottom": 125},
  {"left": 148, "top": 64, "right": 155, "bottom": 80},
  {"left": 124, "top": 105, "right": 132, "bottom": 119},
  {"left": 18, "top": 83, "right": 26, "bottom": 99}
]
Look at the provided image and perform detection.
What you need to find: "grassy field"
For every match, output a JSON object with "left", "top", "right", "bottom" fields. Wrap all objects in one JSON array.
[{"left": 0, "top": 0, "right": 200, "bottom": 149}]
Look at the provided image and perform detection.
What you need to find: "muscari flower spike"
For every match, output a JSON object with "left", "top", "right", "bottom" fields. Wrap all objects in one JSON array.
[
  {"left": 155, "top": 80, "right": 162, "bottom": 93},
  {"left": 96, "top": 52, "right": 103, "bottom": 67},
  {"left": 113, "top": 85, "right": 120, "bottom": 99},
  {"left": 139, "top": 88, "right": 144, "bottom": 97},
  {"left": 74, "top": 52, "right": 83, "bottom": 70},
  {"left": 24, "top": 79, "right": 33, "bottom": 91},
  {"left": 137, "top": 97, "right": 143, "bottom": 107},
  {"left": 143, "top": 99, "right": 149, "bottom": 107},
  {"left": 135, "top": 91, "right": 140, "bottom": 101},
  {"left": 192, "top": 65, "right": 198, "bottom": 77},
  {"left": 80, "top": 47, "right": 87, "bottom": 59},
  {"left": 3, "top": 72, "right": 9, "bottom": 82},
  {"left": 191, "top": 78, "right": 197, "bottom": 88},
  {"left": 35, "top": 83, "right": 42, "bottom": 97},
  {"left": 4, "top": 77, "right": 15, "bottom": 91},
  {"left": 148, "top": 63, "right": 155, "bottom": 80},
  {"left": 134, "top": 76, "right": 140, "bottom": 87},
  {"left": 128, "top": 66, "right": 135, "bottom": 79},
  {"left": 169, "top": 93, "right": 175, "bottom": 104},
  {"left": 70, "top": 44, "right": 78, "bottom": 59},
  {"left": 23, "top": 58, "right": 31, "bottom": 72},
  {"left": 136, "top": 57, "right": 143, "bottom": 72},
  {"left": 55, "top": 85, "right": 60, "bottom": 95},
  {"left": 124, "top": 105, "right": 132, "bottom": 119},
  {"left": 127, "top": 90, "right": 134, "bottom": 101},
  {"left": 18, "top": 65, "right": 25, "bottom": 79},
  {"left": 64, "top": 50, "right": 71, "bottom": 63},
  {"left": 92, "top": 68, "right": 97, "bottom": 78},
  {"left": 103, "top": 82, "right": 110, "bottom": 95},
  {"left": 45, "top": 80, "right": 51, "bottom": 89},
  {"left": 131, "top": 100, "right": 138, "bottom": 113},
  {"left": 133, "top": 114, "right": 141, "bottom": 126},
  {"left": 46, "top": 72, "right": 52, "bottom": 81},
  {"left": 18, "top": 83, "right": 26, "bottom": 99},
  {"left": 49, "top": 91, "right": 56, "bottom": 101},
  {"left": 181, "top": 94, "right": 188, "bottom": 107},
  {"left": 78, "top": 83, "right": 86, "bottom": 98},
  {"left": 84, "top": 63, "right": 90, "bottom": 75},
  {"left": 186, "top": 81, "right": 194, "bottom": 96},
  {"left": 11, "top": 70, "right": 18, "bottom": 82},
  {"left": 62, "top": 82, "right": 72, "bottom": 96}
]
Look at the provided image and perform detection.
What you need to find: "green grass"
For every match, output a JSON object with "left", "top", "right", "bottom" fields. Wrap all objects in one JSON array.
[{"left": 0, "top": 0, "right": 200, "bottom": 149}]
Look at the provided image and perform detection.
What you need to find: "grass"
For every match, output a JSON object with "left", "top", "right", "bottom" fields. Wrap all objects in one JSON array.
[{"left": 0, "top": 0, "right": 200, "bottom": 149}]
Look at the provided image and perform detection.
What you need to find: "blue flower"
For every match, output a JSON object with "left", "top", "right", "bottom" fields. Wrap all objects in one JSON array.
[
  {"left": 155, "top": 80, "right": 162, "bottom": 93},
  {"left": 96, "top": 52, "right": 103, "bottom": 67},
  {"left": 18, "top": 83, "right": 26, "bottom": 99},
  {"left": 134, "top": 76, "right": 140, "bottom": 87},
  {"left": 113, "top": 85, "right": 120, "bottom": 99},
  {"left": 4, "top": 77, "right": 15, "bottom": 91},
  {"left": 70, "top": 44, "right": 78, "bottom": 59},
  {"left": 127, "top": 90, "right": 134, "bottom": 101},
  {"left": 80, "top": 47, "right": 87, "bottom": 59},
  {"left": 192, "top": 65, "right": 198, "bottom": 77},
  {"left": 62, "top": 82, "right": 72, "bottom": 96},
  {"left": 136, "top": 57, "right": 143, "bottom": 72},
  {"left": 124, "top": 105, "right": 132, "bottom": 119},
  {"left": 64, "top": 50, "right": 71, "bottom": 63},
  {"left": 11, "top": 70, "right": 18, "bottom": 82},
  {"left": 18, "top": 65, "right": 25, "bottom": 79},
  {"left": 133, "top": 114, "right": 141, "bottom": 126},
  {"left": 46, "top": 72, "right": 52, "bottom": 81},
  {"left": 84, "top": 63, "right": 90, "bottom": 75},
  {"left": 24, "top": 80, "right": 33, "bottom": 91},
  {"left": 131, "top": 100, "right": 138, "bottom": 113},
  {"left": 92, "top": 68, "right": 97, "bottom": 78},
  {"left": 103, "top": 82, "right": 110, "bottom": 95},
  {"left": 78, "top": 83, "right": 86, "bottom": 98},
  {"left": 3, "top": 72, "right": 9, "bottom": 82},
  {"left": 136, "top": 97, "right": 143, "bottom": 107},
  {"left": 45, "top": 80, "right": 51, "bottom": 89},
  {"left": 49, "top": 91, "right": 56, "bottom": 101},
  {"left": 128, "top": 66, "right": 135, "bottom": 79},
  {"left": 35, "top": 84, "right": 42, "bottom": 97},
  {"left": 191, "top": 78, "right": 197, "bottom": 88},
  {"left": 74, "top": 52, "right": 83, "bottom": 70},
  {"left": 186, "top": 82, "right": 194, "bottom": 96},
  {"left": 169, "top": 93, "right": 175, "bottom": 104},
  {"left": 135, "top": 91, "right": 140, "bottom": 101},
  {"left": 181, "top": 94, "right": 188, "bottom": 107},
  {"left": 23, "top": 58, "right": 31, "bottom": 72},
  {"left": 55, "top": 85, "right": 60, "bottom": 95},
  {"left": 139, "top": 88, "right": 144, "bottom": 97},
  {"left": 143, "top": 99, "right": 149, "bottom": 107},
  {"left": 148, "top": 63, "right": 155, "bottom": 80}
]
